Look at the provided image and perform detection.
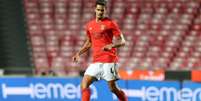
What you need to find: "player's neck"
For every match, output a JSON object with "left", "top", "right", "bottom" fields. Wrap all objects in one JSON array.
[{"left": 96, "top": 17, "right": 105, "bottom": 22}]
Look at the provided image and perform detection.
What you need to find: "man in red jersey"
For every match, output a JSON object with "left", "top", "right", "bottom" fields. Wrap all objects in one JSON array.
[{"left": 72, "top": 0, "right": 127, "bottom": 101}]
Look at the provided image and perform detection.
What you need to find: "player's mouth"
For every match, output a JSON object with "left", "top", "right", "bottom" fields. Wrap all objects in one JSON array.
[{"left": 98, "top": 14, "right": 103, "bottom": 17}]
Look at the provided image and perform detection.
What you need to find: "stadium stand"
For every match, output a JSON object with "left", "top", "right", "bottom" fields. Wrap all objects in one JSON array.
[{"left": 23, "top": 0, "right": 201, "bottom": 76}]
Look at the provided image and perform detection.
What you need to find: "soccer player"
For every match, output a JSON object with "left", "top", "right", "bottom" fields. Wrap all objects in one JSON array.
[{"left": 72, "top": 0, "right": 127, "bottom": 101}]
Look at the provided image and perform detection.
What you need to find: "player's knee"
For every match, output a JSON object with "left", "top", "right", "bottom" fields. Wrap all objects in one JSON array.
[
  {"left": 81, "top": 81, "right": 88, "bottom": 90},
  {"left": 81, "top": 77, "right": 92, "bottom": 90}
]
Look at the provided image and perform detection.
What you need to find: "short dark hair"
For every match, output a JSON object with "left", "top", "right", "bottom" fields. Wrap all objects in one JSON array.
[{"left": 96, "top": 0, "right": 107, "bottom": 6}]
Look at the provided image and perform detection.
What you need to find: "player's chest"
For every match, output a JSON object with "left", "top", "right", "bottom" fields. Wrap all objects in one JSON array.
[
  {"left": 88, "top": 23, "right": 110, "bottom": 38},
  {"left": 89, "top": 23, "right": 109, "bottom": 33}
]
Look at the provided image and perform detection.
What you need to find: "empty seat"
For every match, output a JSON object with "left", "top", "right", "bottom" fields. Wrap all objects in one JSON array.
[{"left": 23, "top": 0, "right": 201, "bottom": 74}]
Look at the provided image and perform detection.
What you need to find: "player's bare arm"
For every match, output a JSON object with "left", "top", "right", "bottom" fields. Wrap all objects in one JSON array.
[
  {"left": 72, "top": 36, "right": 91, "bottom": 62},
  {"left": 103, "top": 34, "right": 126, "bottom": 51}
]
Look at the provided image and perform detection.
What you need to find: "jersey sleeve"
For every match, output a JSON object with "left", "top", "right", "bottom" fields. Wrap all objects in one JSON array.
[{"left": 111, "top": 21, "right": 121, "bottom": 37}]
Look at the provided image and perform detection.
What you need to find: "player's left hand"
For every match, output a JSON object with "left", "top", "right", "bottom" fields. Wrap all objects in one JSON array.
[
  {"left": 102, "top": 44, "right": 113, "bottom": 51},
  {"left": 72, "top": 53, "right": 80, "bottom": 63}
]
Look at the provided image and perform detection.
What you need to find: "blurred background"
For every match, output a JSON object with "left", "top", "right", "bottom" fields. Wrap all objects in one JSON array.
[{"left": 0, "top": 0, "right": 200, "bottom": 77}]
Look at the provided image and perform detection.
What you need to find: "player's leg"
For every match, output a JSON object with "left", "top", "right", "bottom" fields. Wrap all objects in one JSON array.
[
  {"left": 81, "top": 75, "right": 96, "bottom": 101},
  {"left": 108, "top": 80, "right": 127, "bottom": 101},
  {"left": 81, "top": 63, "right": 100, "bottom": 101},
  {"left": 107, "top": 80, "right": 127, "bottom": 101},
  {"left": 102, "top": 63, "right": 127, "bottom": 101}
]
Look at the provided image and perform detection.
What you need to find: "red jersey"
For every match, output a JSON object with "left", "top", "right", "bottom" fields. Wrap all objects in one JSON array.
[{"left": 86, "top": 18, "right": 121, "bottom": 63}]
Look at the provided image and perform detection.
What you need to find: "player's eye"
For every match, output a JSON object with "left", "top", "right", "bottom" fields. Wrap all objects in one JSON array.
[{"left": 97, "top": 9, "right": 104, "bottom": 12}]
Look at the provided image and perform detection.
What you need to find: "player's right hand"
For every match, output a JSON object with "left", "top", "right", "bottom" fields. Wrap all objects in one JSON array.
[{"left": 72, "top": 54, "right": 80, "bottom": 62}]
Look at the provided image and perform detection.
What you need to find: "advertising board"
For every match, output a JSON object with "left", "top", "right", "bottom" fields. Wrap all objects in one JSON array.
[{"left": 0, "top": 78, "right": 200, "bottom": 101}]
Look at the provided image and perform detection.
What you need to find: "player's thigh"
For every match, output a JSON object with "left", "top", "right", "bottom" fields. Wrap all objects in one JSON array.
[
  {"left": 102, "top": 63, "right": 119, "bottom": 81},
  {"left": 81, "top": 63, "right": 101, "bottom": 89},
  {"left": 81, "top": 75, "right": 96, "bottom": 89},
  {"left": 84, "top": 63, "right": 102, "bottom": 80}
]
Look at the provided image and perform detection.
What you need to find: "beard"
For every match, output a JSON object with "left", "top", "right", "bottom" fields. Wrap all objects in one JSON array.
[{"left": 97, "top": 14, "right": 104, "bottom": 19}]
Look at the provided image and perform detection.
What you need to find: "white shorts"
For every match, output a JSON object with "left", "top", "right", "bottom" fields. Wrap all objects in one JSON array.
[{"left": 84, "top": 63, "right": 120, "bottom": 81}]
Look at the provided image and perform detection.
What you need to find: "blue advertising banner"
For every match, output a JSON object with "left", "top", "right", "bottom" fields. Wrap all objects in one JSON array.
[
  {"left": 0, "top": 77, "right": 126, "bottom": 101},
  {"left": 126, "top": 80, "right": 180, "bottom": 101},
  {"left": 0, "top": 77, "right": 81, "bottom": 101},
  {"left": 0, "top": 77, "right": 200, "bottom": 101},
  {"left": 182, "top": 81, "right": 201, "bottom": 101}
]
